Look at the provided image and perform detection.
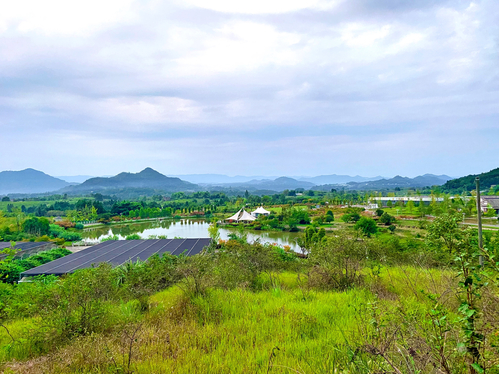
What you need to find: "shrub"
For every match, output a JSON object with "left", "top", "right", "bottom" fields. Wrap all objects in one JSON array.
[
  {"left": 307, "top": 232, "right": 367, "bottom": 290},
  {"left": 0, "top": 248, "right": 72, "bottom": 283},
  {"left": 59, "top": 231, "right": 82, "bottom": 242},
  {"left": 126, "top": 234, "right": 142, "bottom": 240},
  {"left": 102, "top": 235, "right": 119, "bottom": 242},
  {"left": 341, "top": 213, "right": 360, "bottom": 223},
  {"left": 379, "top": 212, "right": 396, "bottom": 225},
  {"left": 354, "top": 217, "right": 378, "bottom": 237}
]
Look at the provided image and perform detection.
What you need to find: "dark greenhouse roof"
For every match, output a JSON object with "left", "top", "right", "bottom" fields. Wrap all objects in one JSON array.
[{"left": 21, "top": 238, "right": 211, "bottom": 277}]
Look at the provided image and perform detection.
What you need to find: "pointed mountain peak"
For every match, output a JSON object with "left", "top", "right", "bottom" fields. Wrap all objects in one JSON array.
[{"left": 139, "top": 167, "right": 162, "bottom": 176}]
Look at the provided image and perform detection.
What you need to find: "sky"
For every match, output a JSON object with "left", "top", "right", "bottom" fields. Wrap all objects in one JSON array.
[{"left": 0, "top": 0, "right": 498, "bottom": 178}]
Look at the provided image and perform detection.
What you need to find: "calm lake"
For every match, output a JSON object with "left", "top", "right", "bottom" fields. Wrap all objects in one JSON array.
[{"left": 80, "top": 219, "right": 302, "bottom": 251}]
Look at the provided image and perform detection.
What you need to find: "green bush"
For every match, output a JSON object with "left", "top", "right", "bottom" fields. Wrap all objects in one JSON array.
[
  {"left": 59, "top": 231, "right": 82, "bottom": 242},
  {"left": 379, "top": 212, "right": 396, "bottom": 225},
  {"left": 307, "top": 232, "right": 367, "bottom": 290},
  {"left": 125, "top": 234, "right": 141, "bottom": 240},
  {"left": 354, "top": 217, "right": 378, "bottom": 237},
  {"left": 0, "top": 248, "right": 72, "bottom": 284},
  {"left": 101, "top": 235, "right": 119, "bottom": 242}
]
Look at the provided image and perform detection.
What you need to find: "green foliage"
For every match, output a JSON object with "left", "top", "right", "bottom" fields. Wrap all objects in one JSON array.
[
  {"left": 297, "top": 226, "right": 326, "bottom": 251},
  {"left": 341, "top": 212, "right": 360, "bottom": 223},
  {"left": 0, "top": 247, "right": 71, "bottom": 283},
  {"left": 426, "top": 213, "right": 463, "bottom": 253},
  {"left": 354, "top": 217, "right": 378, "bottom": 237},
  {"left": 443, "top": 167, "right": 499, "bottom": 192},
  {"left": 308, "top": 232, "right": 367, "bottom": 290},
  {"left": 101, "top": 235, "right": 119, "bottom": 242},
  {"left": 47, "top": 224, "right": 82, "bottom": 242},
  {"left": 484, "top": 207, "right": 497, "bottom": 218},
  {"left": 125, "top": 234, "right": 142, "bottom": 240},
  {"left": 23, "top": 217, "right": 50, "bottom": 236},
  {"left": 288, "top": 208, "right": 310, "bottom": 224},
  {"left": 379, "top": 212, "right": 396, "bottom": 225}
]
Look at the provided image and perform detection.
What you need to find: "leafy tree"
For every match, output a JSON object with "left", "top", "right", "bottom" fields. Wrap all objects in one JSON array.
[
  {"left": 375, "top": 208, "right": 384, "bottom": 217},
  {"left": 426, "top": 213, "right": 463, "bottom": 253},
  {"left": 288, "top": 208, "right": 310, "bottom": 224},
  {"left": 379, "top": 212, "right": 396, "bottom": 225},
  {"left": 23, "top": 217, "right": 50, "bottom": 236},
  {"left": 325, "top": 210, "right": 334, "bottom": 222},
  {"left": 298, "top": 226, "right": 326, "bottom": 251},
  {"left": 1, "top": 196, "right": 10, "bottom": 202},
  {"left": 354, "top": 217, "right": 378, "bottom": 237},
  {"left": 341, "top": 213, "right": 360, "bottom": 223},
  {"left": 406, "top": 200, "right": 415, "bottom": 213}
]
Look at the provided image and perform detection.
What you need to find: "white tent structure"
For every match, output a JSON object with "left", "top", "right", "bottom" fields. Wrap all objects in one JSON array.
[
  {"left": 251, "top": 206, "right": 271, "bottom": 217},
  {"left": 226, "top": 209, "right": 256, "bottom": 222}
]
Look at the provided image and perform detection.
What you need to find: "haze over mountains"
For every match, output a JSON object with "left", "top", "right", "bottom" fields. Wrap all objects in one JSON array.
[
  {"left": 173, "top": 174, "right": 384, "bottom": 185},
  {"left": 0, "top": 169, "right": 70, "bottom": 195},
  {"left": 61, "top": 168, "right": 196, "bottom": 194},
  {"left": 0, "top": 168, "right": 457, "bottom": 196}
]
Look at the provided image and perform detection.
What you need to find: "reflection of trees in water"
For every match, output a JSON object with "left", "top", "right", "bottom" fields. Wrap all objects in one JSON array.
[
  {"left": 81, "top": 219, "right": 208, "bottom": 240},
  {"left": 80, "top": 219, "right": 298, "bottom": 248}
]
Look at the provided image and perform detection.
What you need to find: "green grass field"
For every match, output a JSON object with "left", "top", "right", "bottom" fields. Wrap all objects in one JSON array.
[{"left": 0, "top": 267, "right": 462, "bottom": 374}]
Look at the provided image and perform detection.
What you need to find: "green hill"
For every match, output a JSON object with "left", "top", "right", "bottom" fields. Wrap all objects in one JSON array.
[
  {"left": 0, "top": 168, "right": 70, "bottom": 195},
  {"left": 442, "top": 167, "right": 499, "bottom": 192},
  {"left": 63, "top": 167, "right": 197, "bottom": 194}
]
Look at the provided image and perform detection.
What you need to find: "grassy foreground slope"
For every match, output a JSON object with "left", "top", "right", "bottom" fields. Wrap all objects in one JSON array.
[
  {"left": 1, "top": 226, "right": 498, "bottom": 373},
  {"left": 2, "top": 269, "right": 456, "bottom": 374}
]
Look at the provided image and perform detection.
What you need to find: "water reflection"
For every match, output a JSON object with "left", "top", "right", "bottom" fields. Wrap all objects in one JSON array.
[{"left": 81, "top": 219, "right": 301, "bottom": 251}]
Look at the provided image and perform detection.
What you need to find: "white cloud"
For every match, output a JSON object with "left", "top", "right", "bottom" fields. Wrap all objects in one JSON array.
[
  {"left": 98, "top": 96, "right": 204, "bottom": 125},
  {"left": 180, "top": 0, "right": 339, "bottom": 14},
  {"left": 340, "top": 24, "right": 391, "bottom": 47},
  {"left": 0, "top": 0, "right": 134, "bottom": 36},
  {"left": 173, "top": 21, "right": 302, "bottom": 74}
]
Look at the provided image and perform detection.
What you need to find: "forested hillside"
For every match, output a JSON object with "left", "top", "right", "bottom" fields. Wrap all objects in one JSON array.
[{"left": 443, "top": 167, "right": 499, "bottom": 192}]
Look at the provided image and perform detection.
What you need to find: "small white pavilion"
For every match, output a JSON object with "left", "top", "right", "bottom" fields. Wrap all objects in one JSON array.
[
  {"left": 251, "top": 206, "right": 271, "bottom": 218},
  {"left": 226, "top": 208, "right": 256, "bottom": 223}
]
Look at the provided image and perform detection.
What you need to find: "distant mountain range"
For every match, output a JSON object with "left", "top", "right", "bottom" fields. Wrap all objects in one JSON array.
[
  {"left": 173, "top": 173, "right": 383, "bottom": 185},
  {"left": 0, "top": 168, "right": 70, "bottom": 195},
  {"left": 171, "top": 174, "right": 279, "bottom": 184},
  {"left": 442, "top": 167, "right": 499, "bottom": 192},
  {"left": 56, "top": 175, "right": 113, "bottom": 184},
  {"left": 340, "top": 174, "right": 453, "bottom": 190},
  {"left": 297, "top": 174, "right": 384, "bottom": 184},
  {"left": 0, "top": 168, "right": 461, "bottom": 196},
  {"left": 208, "top": 177, "right": 315, "bottom": 191},
  {"left": 61, "top": 168, "right": 196, "bottom": 194}
]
